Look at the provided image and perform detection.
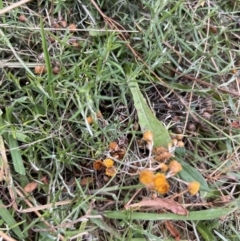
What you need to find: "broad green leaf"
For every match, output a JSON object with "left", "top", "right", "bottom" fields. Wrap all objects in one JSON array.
[
  {"left": 177, "top": 158, "right": 210, "bottom": 191},
  {"left": 8, "top": 134, "right": 25, "bottom": 175},
  {"left": 0, "top": 200, "right": 24, "bottom": 239},
  {"left": 104, "top": 207, "right": 236, "bottom": 221},
  {"left": 129, "top": 81, "right": 171, "bottom": 148},
  {"left": 197, "top": 221, "right": 216, "bottom": 241}
]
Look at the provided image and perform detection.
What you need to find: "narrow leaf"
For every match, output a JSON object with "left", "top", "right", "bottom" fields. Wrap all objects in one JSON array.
[
  {"left": 197, "top": 221, "right": 216, "bottom": 241},
  {"left": 8, "top": 134, "right": 25, "bottom": 175},
  {"left": 40, "top": 18, "right": 52, "bottom": 80},
  {"left": 0, "top": 200, "right": 24, "bottom": 239},
  {"left": 104, "top": 207, "right": 235, "bottom": 221}
]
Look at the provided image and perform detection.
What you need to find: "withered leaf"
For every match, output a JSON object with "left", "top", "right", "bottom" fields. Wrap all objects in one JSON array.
[
  {"left": 24, "top": 182, "right": 38, "bottom": 193},
  {"left": 125, "top": 198, "right": 188, "bottom": 216},
  {"left": 80, "top": 177, "right": 94, "bottom": 186}
]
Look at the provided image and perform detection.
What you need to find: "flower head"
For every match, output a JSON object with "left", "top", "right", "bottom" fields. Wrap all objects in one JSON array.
[
  {"left": 139, "top": 170, "right": 154, "bottom": 188},
  {"left": 153, "top": 147, "right": 172, "bottom": 162},
  {"left": 159, "top": 163, "right": 168, "bottom": 172},
  {"left": 34, "top": 65, "right": 46, "bottom": 75},
  {"left": 168, "top": 160, "right": 182, "bottom": 175},
  {"left": 87, "top": 116, "right": 93, "bottom": 124},
  {"left": 153, "top": 173, "right": 170, "bottom": 194},
  {"left": 105, "top": 166, "right": 116, "bottom": 177},
  {"left": 188, "top": 181, "right": 200, "bottom": 195},
  {"left": 103, "top": 158, "right": 114, "bottom": 168},
  {"left": 93, "top": 160, "right": 104, "bottom": 170},
  {"left": 142, "top": 130, "right": 154, "bottom": 150},
  {"left": 109, "top": 142, "right": 119, "bottom": 151}
]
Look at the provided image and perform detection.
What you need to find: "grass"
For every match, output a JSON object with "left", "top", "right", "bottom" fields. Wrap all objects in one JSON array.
[{"left": 0, "top": 0, "right": 240, "bottom": 240}]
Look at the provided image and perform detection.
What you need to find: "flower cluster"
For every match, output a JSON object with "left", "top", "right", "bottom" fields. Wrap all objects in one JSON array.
[
  {"left": 93, "top": 158, "right": 116, "bottom": 177},
  {"left": 139, "top": 170, "right": 170, "bottom": 194},
  {"left": 139, "top": 169, "right": 200, "bottom": 196},
  {"left": 138, "top": 130, "right": 201, "bottom": 196}
]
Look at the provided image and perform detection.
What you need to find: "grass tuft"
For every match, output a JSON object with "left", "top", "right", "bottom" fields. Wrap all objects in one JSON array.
[{"left": 1, "top": 0, "right": 240, "bottom": 240}]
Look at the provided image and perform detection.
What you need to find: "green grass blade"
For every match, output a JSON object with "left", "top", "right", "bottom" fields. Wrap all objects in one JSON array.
[
  {"left": 40, "top": 18, "right": 52, "bottom": 80},
  {"left": 104, "top": 207, "right": 236, "bottom": 221},
  {"left": 197, "top": 221, "right": 216, "bottom": 241},
  {"left": 8, "top": 134, "right": 25, "bottom": 175},
  {"left": 80, "top": 202, "right": 122, "bottom": 240},
  {"left": 0, "top": 200, "right": 24, "bottom": 239},
  {"left": 0, "top": 29, "right": 34, "bottom": 77}
]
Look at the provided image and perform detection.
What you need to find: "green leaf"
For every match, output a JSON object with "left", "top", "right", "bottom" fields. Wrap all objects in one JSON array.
[
  {"left": 80, "top": 202, "right": 122, "bottom": 240},
  {"left": 0, "top": 200, "right": 24, "bottom": 239},
  {"left": 8, "top": 134, "right": 25, "bottom": 175},
  {"left": 128, "top": 81, "right": 171, "bottom": 148},
  {"left": 88, "top": 27, "right": 108, "bottom": 36},
  {"left": 177, "top": 158, "right": 210, "bottom": 191},
  {"left": 40, "top": 18, "right": 52, "bottom": 80},
  {"left": 197, "top": 221, "right": 216, "bottom": 241},
  {"left": 104, "top": 207, "right": 236, "bottom": 221}
]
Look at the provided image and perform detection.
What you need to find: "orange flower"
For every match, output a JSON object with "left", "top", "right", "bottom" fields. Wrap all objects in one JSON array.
[
  {"left": 105, "top": 166, "right": 116, "bottom": 177},
  {"left": 153, "top": 173, "right": 170, "bottom": 194},
  {"left": 177, "top": 141, "right": 185, "bottom": 148},
  {"left": 159, "top": 163, "right": 168, "bottom": 172},
  {"left": 109, "top": 142, "right": 118, "bottom": 151},
  {"left": 87, "top": 116, "right": 93, "bottom": 124},
  {"left": 142, "top": 130, "right": 154, "bottom": 150},
  {"left": 168, "top": 160, "right": 182, "bottom": 175},
  {"left": 172, "top": 138, "right": 178, "bottom": 146},
  {"left": 139, "top": 170, "right": 154, "bottom": 188},
  {"left": 103, "top": 158, "right": 114, "bottom": 168},
  {"left": 142, "top": 130, "right": 153, "bottom": 142},
  {"left": 153, "top": 147, "right": 172, "bottom": 162},
  {"left": 93, "top": 160, "right": 104, "bottom": 170},
  {"left": 34, "top": 65, "right": 46, "bottom": 75},
  {"left": 188, "top": 181, "right": 200, "bottom": 195}
]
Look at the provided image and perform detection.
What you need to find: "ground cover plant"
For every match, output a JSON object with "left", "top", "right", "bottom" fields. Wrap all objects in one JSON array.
[{"left": 1, "top": 0, "right": 240, "bottom": 240}]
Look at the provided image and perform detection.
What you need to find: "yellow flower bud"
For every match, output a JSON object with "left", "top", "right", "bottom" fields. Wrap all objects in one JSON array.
[
  {"left": 168, "top": 160, "right": 182, "bottom": 175},
  {"left": 103, "top": 158, "right": 114, "bottom": 168},
  {"left": 188, "top": 181, "right": 200, "bottom": 195}
]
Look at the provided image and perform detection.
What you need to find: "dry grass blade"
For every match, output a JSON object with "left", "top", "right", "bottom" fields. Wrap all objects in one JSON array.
[
  {"left": 0, "top": 230, "right": 17, "bottom": 241},
  {"left": 0, "top": 136, "right": 17, "bottom": 210},
  {"left": 0, "top": 0, "right": 32, "bottom": 15}
]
